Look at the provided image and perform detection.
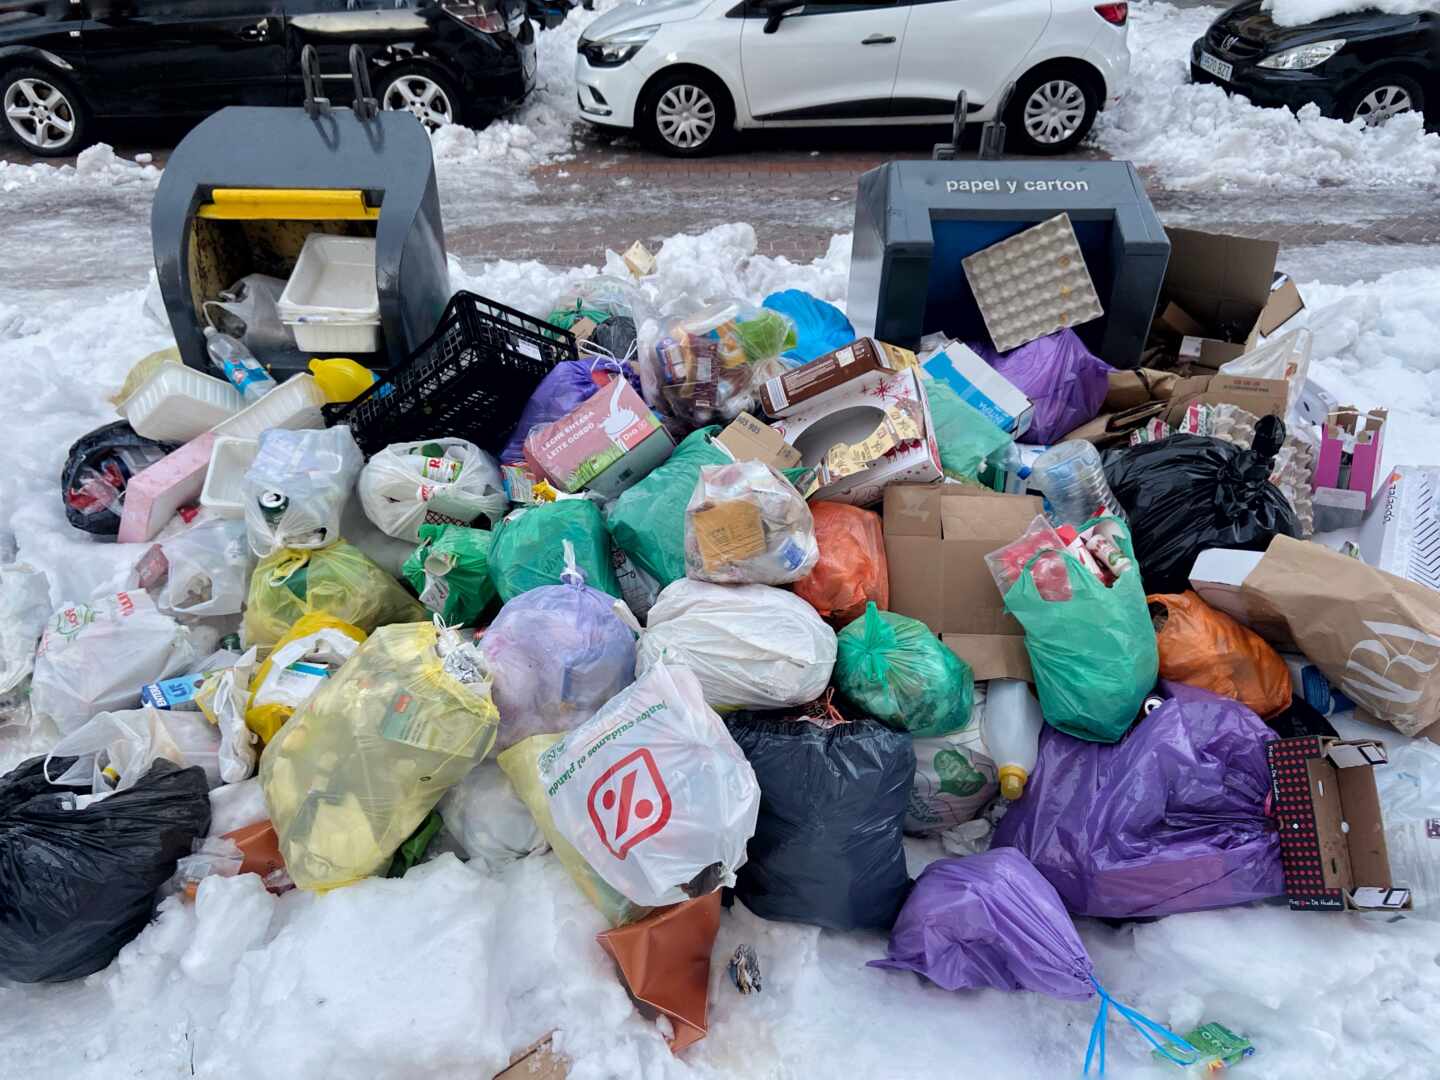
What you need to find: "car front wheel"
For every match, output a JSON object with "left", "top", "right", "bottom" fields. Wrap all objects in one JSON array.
[
  {"left": 1347, "top": 73, "right": 1424, "bottom": 127},
  {"left": 1, "top": 66, "right": 89, "bottom": 157},
  {"left": 1005, "top": 68, "right": 1099, "bottom": 156},
  {"left": 639, "top": 70, "right": 732, "bottom": 157},
  {"left": 378, "top": 63, "right": 466, "bottom": 131}
]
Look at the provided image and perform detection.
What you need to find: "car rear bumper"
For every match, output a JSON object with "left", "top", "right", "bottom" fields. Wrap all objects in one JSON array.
[
  {"left": 455, "top": 24, "right": 537, "bottom": 117},
  {"left": 1189, "top": 38, "right": 1344, "bottom": 116}
]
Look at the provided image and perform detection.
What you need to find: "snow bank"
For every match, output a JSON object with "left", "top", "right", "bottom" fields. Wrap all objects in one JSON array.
[
  {"left": 1093, "top": 2, "right": 1440, "bottom": 190},
  {"left": 0, "top": 143, "right": 161, "bottom": 195},
  {"left": 1264, "top": 0, "right": 1440, "bottom": 25}
]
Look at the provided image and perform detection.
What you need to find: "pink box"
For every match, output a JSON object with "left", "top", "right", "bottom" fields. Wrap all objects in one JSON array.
[
  {"left": 118, "top": 433, "right": 217, "bottom": 543},
  {"left": 1314, "top": 408, "right": 1386, "bottom": 508}
]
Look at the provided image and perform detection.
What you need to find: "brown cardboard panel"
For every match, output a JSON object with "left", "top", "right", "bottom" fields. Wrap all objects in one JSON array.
[
  {"left": 494, "top": 1037, "right": 568, "bottom": 1080},
  {"left": 882, "top": 484, "right": 947, "bottom": 538},
  {"left": 1337, "top": 767, "right": 1391, "bottom": 891},
  {"left": 885, "top": 534, "right": 947, "bottom": 633},
  {"left": 1164, "top": 227, "right": 1279, "bottom": 309},
  {"left": 1259, "top": 279, "right": 1306, "bottom": 336},
  {"left": 1198, "top": 340, "right": 1249, "bottom": 370},
  {"left": 715, "top": 413, "right": 802, "bottom": 470},
  {"left": 942, "top": 633, "right": 1034, "bottom": 682},
  {"left": 1155, "top": 301, "right": 1205, "bottom": 339},
  {"left": 1306, "top": 759, "right": 1353, "bottom": 891}
]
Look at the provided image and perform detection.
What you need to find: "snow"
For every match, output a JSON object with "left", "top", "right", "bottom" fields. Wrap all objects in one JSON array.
[{"left": 1263, "top": 0, "right": 1440, "bottom": 25}]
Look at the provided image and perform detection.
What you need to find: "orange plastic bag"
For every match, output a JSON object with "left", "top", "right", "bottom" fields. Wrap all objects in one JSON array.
[
  {"left": 793, "top": 502, "right": 889, "bottom": 627},
  {"left": 1147, "top": 590, "right": 1291, "bottom": 718}
]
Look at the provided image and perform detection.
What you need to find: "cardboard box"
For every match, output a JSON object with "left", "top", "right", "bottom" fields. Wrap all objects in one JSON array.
[
  {"left": 759, "top": 337, "right": 916, "bottom": 418},
  {"left": 883, "top": 483, "right": 1045, "bottom": 680},
  {"left": 921, "top": 341, "right": 1034, "bottom": 436},
  {"left": 1358, "top": 466, "right": 1440, "bottom": 591},
  {"left": 769, "top": 368, "right": 942, "bottom": 506},
  {"left": 1163, "top": 372, "right": 1288, "bottom": 427},
  {"left": 1266, "top": 735, "right": 1410, "bottom": 913},
  {"left": 118, "top": 433, "right": 217, "bottom": 544},
  {"left": 523, "top": 378, "right": 673, "bottom": 499},
  {"left": 1315, "top": 407, "right": 1386, "bottom": 507},
  {"left": 715, "top": 412, "right": 801, "bottom": 471}
]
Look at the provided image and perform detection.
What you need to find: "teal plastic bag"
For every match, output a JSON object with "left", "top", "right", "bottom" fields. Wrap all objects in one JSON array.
[
  {"left": 921, "top": 373, "right": 1012, "bottom": 483},
  {"left": 402, "top": 524, "right": 496, "bottom": 626},
  {"left": 836, "top": 602, "right": 974, "bottom": 740},
  {"left": 606, "top": 426, "right": 729, "bottom": 587},
  {"left": 1003, "top": 517, "right": 1158, "bottom": 743},
  {"left": 489, "top": 500, "right": 621, "bottom": 602}
]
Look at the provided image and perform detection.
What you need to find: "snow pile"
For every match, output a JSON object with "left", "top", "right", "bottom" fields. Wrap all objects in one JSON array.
[
  {"left": 1093, "top": 2, "right": 1440, "bottom": 190},
  {"left": 1264, "top": 0, "right": 1440, "bottom": 24},
  {"left": 0, "top": 143, "right": 161, "bottom": 195}
]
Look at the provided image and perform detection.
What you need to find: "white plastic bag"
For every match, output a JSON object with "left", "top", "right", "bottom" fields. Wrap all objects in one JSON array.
[
  {"left": 438, "top": 761, "right": 547, "bottom": 872},
  {"left": 31, "top": 591, "right": 196, "bottom": 735},
  {"left": 637, "top": 579, "right": 836, "bottom": 710},
  {"left": 45, "top": 705, "right": 222, "bottom": 794},
  {"left": 539, "top": 660, "right": 760, "bottom": 907},
  {"left": 197, "top": 648, "right": 261, "bottom": 783},
  {"left": 906, "top": 686, "right": 998, "bottom": 836},
  {"left": 154, "top": 517, "right": 254, "bottom": 619},
  {"left": 243, "top": 426, "right": 364, "bottom": 556},
  {"left": 1219, "top": 327, "right": 1312, "bottom": 414},
  {"left": 0, "top": 562, "right": 51, "bottom": 695},
  {"left": 358, "top": 438, "right": 507, "bottom": 542},
  {"left": 684, "top": 460, "right": 818, "bottom": 585}
]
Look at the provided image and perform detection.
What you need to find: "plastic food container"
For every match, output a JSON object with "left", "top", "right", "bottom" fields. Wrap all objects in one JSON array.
[
  {"left": 278, "top": 234, "right": 381, "bottom": 353},
  {"left": 121, "top": 364, "right": 244, "bottom": 442},
  {"left": 200, "top": 436, "right": 259, "bottom": 518},
  {"left": 211, "top": 373, "right": 327, "bottom": 440}
]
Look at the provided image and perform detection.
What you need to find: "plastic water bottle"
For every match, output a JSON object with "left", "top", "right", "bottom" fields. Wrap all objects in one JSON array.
[
  {"left": 984, "top": 679, "right": 1044, "bottom": 801},
  {"left": 1026, "top": 441, "right": 1126, "bottom": 527},
  {"left": 204, "top": 327, "right": 277, "bottom": 403}
]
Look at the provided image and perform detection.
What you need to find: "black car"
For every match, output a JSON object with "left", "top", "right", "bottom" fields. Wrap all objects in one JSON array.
[
  {"left": 1192, "top": 1, "right": 1438, "bottom": 126},
  {"left": 0, "top": 0, "right": 536, "bottom": 156}
]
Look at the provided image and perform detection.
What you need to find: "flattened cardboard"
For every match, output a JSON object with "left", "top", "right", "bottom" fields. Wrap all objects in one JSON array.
[
  {"left": 883, "top": 483, "right": 1044, "bottom": 681},
  {"left": 493, "top": 1036, "right": 569, "bottom": 1080},
  {"left": 715, "top": 412, "right": 802, "bottom": 470}
]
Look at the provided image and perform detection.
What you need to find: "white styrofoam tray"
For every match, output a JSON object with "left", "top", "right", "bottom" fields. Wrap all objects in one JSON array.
[
  {"left": 211, "top": 372, "right": 327, "bottom": 440},
  {"left": 278, "top": 234, "right": 381, "bottom": 353},
  {"left": 200, "top": 436, "right": 260, "bottom": 518},
  {"left": 121, "top": 363, "right": 244, "bottom": 442}
]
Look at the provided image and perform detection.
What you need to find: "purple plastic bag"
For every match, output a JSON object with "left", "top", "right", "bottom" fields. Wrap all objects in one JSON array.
[
  {"left": 969, "top": 329, "right": 1111, "bottom": 445},
  {"left": 499, "top": 359, "right": 642, "bottom": 464},
  {"left": 992, "top": 681, "right": 1284, "bottom": 918},
  {"left": 870, "top": 849, "right": 1095, "bottom": 1001}
]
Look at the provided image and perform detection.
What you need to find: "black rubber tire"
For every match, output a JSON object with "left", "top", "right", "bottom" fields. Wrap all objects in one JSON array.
[
  {"left": 1004, "top": 66, "right": 1100, "bottom": 156},
  {"left": 637, "top": 68, "right": 733, "bottom": 158},
  {"left": 0, "top": 65, "right": 91, "bottom": 157},
  {"left": 376, "top": 62, "right": 473, "bottom": 131},
  {"left": 1344, "top": 71, "right": 1425, "bottom": 127}
]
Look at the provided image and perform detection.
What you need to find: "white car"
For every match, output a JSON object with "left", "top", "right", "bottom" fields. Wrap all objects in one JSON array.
[{"left": 576, "top": 0, "right": 1131, "bottom": 156}]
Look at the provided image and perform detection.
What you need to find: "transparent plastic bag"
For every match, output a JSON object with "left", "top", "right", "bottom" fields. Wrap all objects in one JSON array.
[
  {"left": 243, "top": 426, "right": 364, "bottom": 557},
  {"left": 438, "top": 761, "right": 547, "bottom": 872},
  {"left": 259, "top": 621, "right": 500, "bottom": 891},
  {"left": 683, "top": 461, "right": 817, "bottom": 585},
  {"left": 45, "top": 705, "right": 222, "bottom": 794},
  {"left": 195, "top": 648, "right": 261, "bottom": 783},
  {"left": 151, "top": 516, "right": 254, "bottom": 619},
  {"left": 358, "top": 438, "right": 507, "bottom": 543},
  {"left": 245, "top": 613, "right": 366, "bottom": 743},
  {"left": 984, "top": 515, "right": 1072, "bottom": 602},
  {"left": 651, "top": 302, "right": 796, "bottom": 428},
  {"left": 0, "top": 562, "right": 51, "bottom": 696}
]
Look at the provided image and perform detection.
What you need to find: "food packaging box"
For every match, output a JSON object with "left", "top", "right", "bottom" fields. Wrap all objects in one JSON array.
[
  {"left": 117, "top": 433, "right": 217, "bottom": 544},
  {"left": 1315, "top": 407, "right": 1386, "bottom": 507},
  {"left": 883, "top": 483, "right": 1045, "bottom": 680},
  {"left": 921, "top": 340, "right": 1034, "bottom": 436},
  {"left": 715, "top": 412, "right": 801, "bottom": 470},
  {"left": 140, "top": 672, "right": 207, "bottom": 711},
  {"left": 1266, "top": 735, "right": 1410, "bottom": 913},
  {"left": 759, "top": 337, "right": 916, "bottom": 418},
  {"left": 523, "top": 377, "right": 673, "bottom": 499},
  {"left": 1359, "top": 467, "right": 1440, "bottom": 591}
]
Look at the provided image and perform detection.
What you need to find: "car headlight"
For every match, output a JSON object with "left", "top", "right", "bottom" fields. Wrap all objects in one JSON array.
[
  {"left": 1256, "top": 39, "right": 1345, "bottom": 70},
  {"left": 578, "top": 25, "right": 659, "bottom": 67}
]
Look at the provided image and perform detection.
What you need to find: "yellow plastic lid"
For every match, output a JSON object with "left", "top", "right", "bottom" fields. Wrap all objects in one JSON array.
[
  {"left": 308, "top": 357, "right": 377, "bottom": 403},
  {"left": 998, "top": 765, "right": 1028, "bottom": 801}
]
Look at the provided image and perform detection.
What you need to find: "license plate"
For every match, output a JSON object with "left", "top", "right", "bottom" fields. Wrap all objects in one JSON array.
[{"left": 1198, "top": 51, "right": 1233, "bottom": 83}]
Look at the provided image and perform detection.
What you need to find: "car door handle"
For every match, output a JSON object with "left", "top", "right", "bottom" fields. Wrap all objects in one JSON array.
[
  {"left": 861, "top": 33, "right": 896, "bottom": 44},
  {"left": 240, "top": 18, "right": 270, "bottom": 41}
]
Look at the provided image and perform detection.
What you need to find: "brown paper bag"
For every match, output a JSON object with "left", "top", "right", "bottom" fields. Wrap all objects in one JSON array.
[{"left": 1242, "top": 536, "right": 1440, "bottom": 737}]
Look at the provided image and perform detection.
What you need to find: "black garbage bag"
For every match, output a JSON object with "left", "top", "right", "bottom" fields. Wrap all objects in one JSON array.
[
  {"left": 0, "top": 757, "right": 211, "bottom": 983},
  {"left": 1102, "top": 415, "right": 1299, "bottom": 595},
  {"left": 61, "top": 420, "right": 176, "bottom": 536},
  {"left": 725, "top": 713, "right": 914, "bottom": 931}
]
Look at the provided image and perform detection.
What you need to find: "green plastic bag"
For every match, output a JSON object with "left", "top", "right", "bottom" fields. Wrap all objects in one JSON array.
[
  {"left": 835, "top": 602, "right": 974, "bottom": 739},
  {"left": 921, "top": 372, "right": 1013, "bottom": 483},
  {"left": 1002, "top": 516, "right": 1158, "bottom": 742},
  {"left": 489, "top": 500, "right": 621, "bottom": 602},
  {"left": 606, "top": 426, "right": 729, "bottom": 587},
  {"left": 402, "top": 524, "right": 496, "bottom": 626}
]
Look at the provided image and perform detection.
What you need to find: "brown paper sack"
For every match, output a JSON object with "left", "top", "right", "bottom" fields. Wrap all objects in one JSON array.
[{"left": 596, "top": 891, "right": 722, "bottom": 1054}]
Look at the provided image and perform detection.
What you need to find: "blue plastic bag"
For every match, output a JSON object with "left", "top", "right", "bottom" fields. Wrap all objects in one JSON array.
[{"left": 762, "top": 290, "right": 855, "bottom": 365}]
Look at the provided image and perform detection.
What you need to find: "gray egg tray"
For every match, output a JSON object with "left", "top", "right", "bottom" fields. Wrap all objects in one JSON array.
[{"left": 962, "top": 213, "right": 1105, "bottom": 353}]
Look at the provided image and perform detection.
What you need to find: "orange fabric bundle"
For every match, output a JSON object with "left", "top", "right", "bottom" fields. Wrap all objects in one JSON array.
[
  {"left": 1147, "top": 590, "right": 1291, "bottom": 718},
  {"left": 793, "top": 501, "right": 889, "bottom": 627}
]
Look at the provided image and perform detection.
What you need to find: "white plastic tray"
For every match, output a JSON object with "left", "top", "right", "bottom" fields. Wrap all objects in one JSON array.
[
  {"left": 200, "top": 436, "right": 260, "bottom": 518},
  {"left": 121, "top": 363, "right": 244, "bottom": 442},
  {"left": 278, "top": 234, "right": 381, "bottom": 353},
  {"left": 211, "top": 373, "right": 327, "bottom": 440}
]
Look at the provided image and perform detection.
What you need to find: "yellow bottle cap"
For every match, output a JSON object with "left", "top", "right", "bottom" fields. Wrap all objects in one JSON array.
[{"left": 998, "top": 765, "right": 1028, "bottom": 801}]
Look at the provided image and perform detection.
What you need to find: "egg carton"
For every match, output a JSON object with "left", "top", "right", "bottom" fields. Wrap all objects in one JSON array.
[{"left": 962, "top": 213, "right": 1104, "bottom": 353}]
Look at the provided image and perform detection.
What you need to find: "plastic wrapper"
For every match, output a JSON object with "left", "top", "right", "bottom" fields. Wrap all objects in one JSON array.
[
  {"left": 150, "top": 516, "right": 254, "bottom": 619},
  {"left": 438, "top": 761, "right": 547, "bottom": 872},
  {"left": 1102, "top": 416, "right": 1300, "bottom": 595},
  {"left": 637, "top": 579, "right": 836, "bottom": 710},
  {"left": 45, "top": 705, "right": 222, "bottom": 794},
  {"left": 402, "top": 524, "right": 496, "bottom": 626},
  {"left": 245, "top": 613, "right": 367, "bottom": 743},
  {"left": 683, "top": 461, "right": 818, "bottom": 585},
  {"left": 481, "top": 543, "right": 637, "bottom": 752},
  {"left": 870, "top": 849, "right": 1094, "bottom": 999},
  {"left": 31, "top": 591, "right": 196, "bottom": 735},
  {"left": 241, "top": 540, "right": 426, "bottom": 649},
  {"left": 202, "top": 273, "right": 291, "bottom": 355},
  {"left": 0, "top": 562, "right": 50, "bottom": 697},
  {"left": 920, "top": 373, "right": 1014, "bottom": 482},
  {"left": 651, "top": 302, "right": 796, "bottom": 428},
  {"left": 761, "top": 289, "right": 855, "bottom": 365},
  {"left": 1148, "top": 590, "right": 1291, "bottom": 719},
  {"left": 537, "top": 661, "right": 760, "bottom": 907},
  {"left": 835, "top": 602, "right": 974, "bottom": 739},
  {"left": 242, "top": 426, "right": 364, "bottom": 557},
  {"left": 259, "top": 622, "right": 500, "bottom": 891},
  {"left": 908, "top": 718, "right": 999, "bottom": 836},
  {"left": 992, "top": 682, "right": 1284, "bottom": 917},
  {"left": 608, "top": 426, "right": 730, "bottom": 588},
  {"left": 61, "top": 420, "right": 176, "bottom": 536},
  {"left": 358, "top": 438, "right": 507, "bottom": 543},
  {"left": 984, "top": 515, "right": 1072, "bottom": 602},
  {"left": 499, "top": 358, "right": 644, "bottom": 465},
  {"left": 1003, "top": 517, "right": 1157, "bottom": 743},
  {"left": 0, "top": 758, "right": 210, "bottom": 983},
  {"left": 969, "top": 329, "right": 1111, "bottom": 445},
  {"left": 726, "top": 714, "right": 914, "bottom": 931},
  {"left": 488, "top": 498, "right": 621, "bottom": 602},
  {"left": 792, "top": 502, "right": 888, "bottom": 627}
]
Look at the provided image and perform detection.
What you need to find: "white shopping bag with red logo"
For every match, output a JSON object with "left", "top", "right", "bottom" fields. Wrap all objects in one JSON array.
[{"left": 538, "top": 660, "right": 760, "bottom": 907}]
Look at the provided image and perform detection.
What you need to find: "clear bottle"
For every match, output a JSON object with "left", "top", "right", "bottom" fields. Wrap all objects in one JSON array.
[
  {"left": 204, "top": 327, "right": 277, "bottom": 403},
  {"left": 1026, "top": 440, "right": 1126, "bottom": 527},
  {"left": 984, "top": 679, "right": 1044, "bottom": 801}
]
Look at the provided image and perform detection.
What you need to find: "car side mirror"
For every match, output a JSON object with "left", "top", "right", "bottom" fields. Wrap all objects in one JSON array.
[{"left": 762, "top": 0, "right": 803, "bottom": 33}]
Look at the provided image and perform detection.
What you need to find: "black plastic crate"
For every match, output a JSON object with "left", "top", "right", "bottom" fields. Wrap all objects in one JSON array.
[{"left": 327, "top": 291, "right": 577, "bottom": 457}]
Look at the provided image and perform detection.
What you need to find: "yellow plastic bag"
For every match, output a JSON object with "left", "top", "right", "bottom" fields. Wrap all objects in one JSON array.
[
  {"left": 242, "top": 540, "right": 426, "bottom": 649},
  {"left": 259, "top": 622, "right": 499, "bottom": 891},
  {"left": 245, "top": 613, "right": 367, "bottom": 743}
]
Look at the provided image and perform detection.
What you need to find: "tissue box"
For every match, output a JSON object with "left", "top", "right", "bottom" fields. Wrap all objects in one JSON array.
[
  {"left": 922, "top": 341, "right": 1033, "bottom": 436},
  {"left": 523, "top": 377, "right": 672, "bottom": 499}
]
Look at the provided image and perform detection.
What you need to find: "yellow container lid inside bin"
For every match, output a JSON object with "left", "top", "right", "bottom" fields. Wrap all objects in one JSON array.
[{"left": 197, "top": 188, "right": 380, "bottom": 221}]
